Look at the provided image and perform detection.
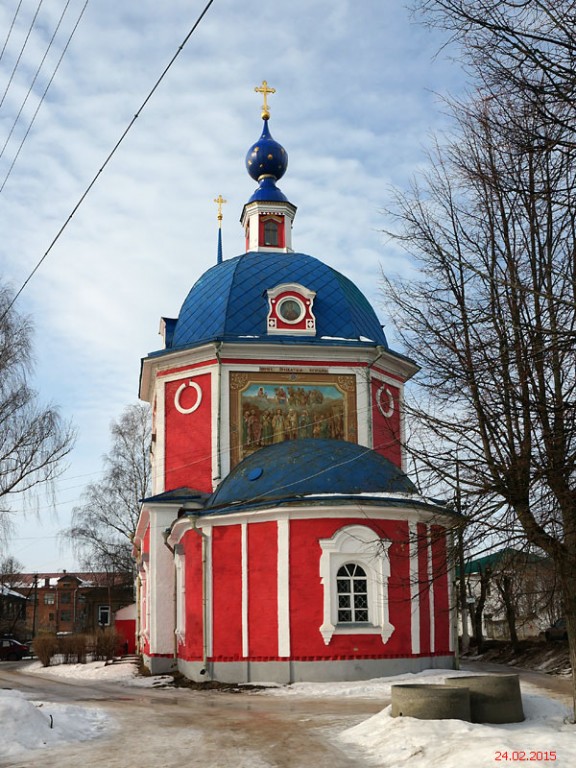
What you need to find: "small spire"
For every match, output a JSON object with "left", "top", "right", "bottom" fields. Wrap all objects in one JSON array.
[
  {"left": 214, "top": 194, "right": 227, "bottom": 264},
  {"left": 254, "top": 79, "right": 276, "bottom": 120}
]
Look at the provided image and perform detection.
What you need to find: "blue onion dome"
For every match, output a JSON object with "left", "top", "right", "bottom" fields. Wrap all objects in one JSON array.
[
  {"left": 204, "top": 439, "right": 418, "bottom": 510},
  {"left": 246, "top": 119, "right": 288, "bottom": 182},
  {"left": 167, "top": 251, "right": 389, "bottom": 350}
]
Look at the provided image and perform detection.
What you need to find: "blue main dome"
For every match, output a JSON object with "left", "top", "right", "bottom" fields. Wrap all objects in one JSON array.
[{"left": 166, "top": 251, "right": 388, "bottom": 351}]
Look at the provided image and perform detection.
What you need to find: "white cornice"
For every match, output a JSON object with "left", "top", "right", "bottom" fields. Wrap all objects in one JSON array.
[
  {"left": 140, "top": 340, "right": 419, "bottom": 402},
  {"left": 168, "top": 502, "right": 456, "bottom": 537}
]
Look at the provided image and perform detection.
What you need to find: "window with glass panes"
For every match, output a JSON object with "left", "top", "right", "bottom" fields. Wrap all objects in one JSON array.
[
  {"left": 263, "top": 218, "right": 279, "bottom": 246},
  {"left": 336, "top": 563, "right": 369, "bottom": 623}
]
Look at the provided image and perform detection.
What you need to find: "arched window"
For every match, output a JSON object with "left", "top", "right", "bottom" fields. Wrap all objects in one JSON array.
[
  {"left": 264, "top": 218, "right": 279, "bottom": 246},
  {"left": 318, "top": 524, "right": 394, "bottom": 645},
  {"left": 336, "top": 563, "right": 369, "bottom": 623}
]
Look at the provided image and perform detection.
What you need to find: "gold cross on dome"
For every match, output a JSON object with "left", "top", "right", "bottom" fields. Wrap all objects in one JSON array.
[
  {"left": 254, "top": 80, "right": 276, "bottom": 119},
  {"left": 214, "top": 194, "right": 227, "bottom": 223}
]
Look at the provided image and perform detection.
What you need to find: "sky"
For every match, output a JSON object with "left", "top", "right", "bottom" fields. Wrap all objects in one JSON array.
[
  {"left": 0, "top": 0, "right": 467, "bottom": 571},
  {"left": 1, "top": 665, "right": 574, "bottom": 766}
]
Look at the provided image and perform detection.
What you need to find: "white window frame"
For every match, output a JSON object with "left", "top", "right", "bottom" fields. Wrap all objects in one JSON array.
[{"left": 319, "top": 525, "right": 394, "bottom": 645}]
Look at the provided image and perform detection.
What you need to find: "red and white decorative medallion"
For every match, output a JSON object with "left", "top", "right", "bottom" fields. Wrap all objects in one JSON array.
[{"left": 266, "top": 282, "right": 316, "bottom": 335}]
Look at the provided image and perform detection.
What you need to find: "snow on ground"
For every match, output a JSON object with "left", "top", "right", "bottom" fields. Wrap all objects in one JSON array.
[
  {"left": 0, "top": 660, "right": 174, "bottom": 762},
  {"left": 338, "top": 694, "right": 574, "bottom": 767},
  {"left": 0, "top": 688, "right": 111, "bottom": 762},
  {"left": 0, "top": 662, "right": 574, "bottom": 766},
  {"left": 25, "top": 657, "right": 174, "bottom": 687}
]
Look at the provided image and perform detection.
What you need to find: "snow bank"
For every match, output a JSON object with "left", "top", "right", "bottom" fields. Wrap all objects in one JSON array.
[
  {"left": 339, "top": 694, "right": 574, "bottom": 768},
  {"left": 0, "top": 689, "right": 112, "bottom": 761}
]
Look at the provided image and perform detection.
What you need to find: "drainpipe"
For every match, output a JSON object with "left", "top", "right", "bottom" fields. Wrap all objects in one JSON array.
[
  {"left": 191, "top": 515, "right": 210, "bottom": 679},
  {"left": 162, "top": 528, "right": 177, "bottom": 661},
  {"left": 213, "top": 341, "right": 223, "bottom": 487}
]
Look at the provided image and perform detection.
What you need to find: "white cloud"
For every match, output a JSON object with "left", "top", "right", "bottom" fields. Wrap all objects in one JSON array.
[{"left": 0, "top": 0, "right": 466, "bottom": 569}]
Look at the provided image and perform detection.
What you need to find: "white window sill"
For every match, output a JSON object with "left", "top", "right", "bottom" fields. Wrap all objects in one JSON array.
[{"left": 333, "top": 623, "right": 381, "bottom": 635}]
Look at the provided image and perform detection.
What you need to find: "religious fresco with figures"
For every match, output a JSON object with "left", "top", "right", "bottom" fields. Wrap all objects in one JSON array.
[{"left": 229, "top": 371, "right": 357, "bottom": 466}]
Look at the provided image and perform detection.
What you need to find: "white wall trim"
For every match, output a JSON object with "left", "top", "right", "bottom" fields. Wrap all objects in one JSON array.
[
  {"left": 155, "top": 383, "right": 166, "bottom": 495},
  {"left": 277, "top": 519, "right": 290, "bottom": 657},
  {"left": 175, "top": 551, "right": 186, "bottom": 644},
  {"left": 241, "top": 523, "right": 248, "bottom": 658},
  {"left": 356, "top": 370, "right": 371, "bottom": 448},
  {"left": 408, "top": 521, "right": 420, "bottom": 655},
  {"left": 427, "top": 526, "right": 435, "bottom": 654},
  {"left": 219, "top": 367, "right": 231, "bottom": 481},
  {"left": 205, "top": 527, "right": 213, "bottom": 658},
  {"left": 148, "top": 509, "right": 177, "bottom": 654}
]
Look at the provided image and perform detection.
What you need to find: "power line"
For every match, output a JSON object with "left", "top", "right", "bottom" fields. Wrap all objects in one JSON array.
[
  {"left": 0, "top": 0, "right": 45, "bottom": 111},
  {"left": 0, "top": 0, "right": 89, "bottom": 195},
  {"left": 0, "top": 0, "right": 24, "bottom": 67},
  {"left": 0, "top": 0, "right": 74, "bottom": 164},
  {"left": 0, "top": 0, "right": 217, "bottom": 326}
]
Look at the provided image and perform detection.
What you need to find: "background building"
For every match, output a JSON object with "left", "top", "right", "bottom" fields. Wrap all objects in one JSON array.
[{"left": 12, "top": 572, "right": 133, "bottom": 641}]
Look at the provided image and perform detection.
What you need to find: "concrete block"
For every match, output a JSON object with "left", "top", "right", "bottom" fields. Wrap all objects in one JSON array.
[{"left": 391, "top": 683, "right": 471, "bottom": 721}]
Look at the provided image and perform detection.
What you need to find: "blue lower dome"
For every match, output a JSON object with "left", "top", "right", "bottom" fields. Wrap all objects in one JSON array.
[
  {"left": 206, "top": 439, "right": 417, "bottom": 509},
  {"left": 168, "top": 251, "right": 388, "bottom": 350}
]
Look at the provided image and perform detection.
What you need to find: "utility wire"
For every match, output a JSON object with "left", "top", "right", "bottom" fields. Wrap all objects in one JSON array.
[
  {"left": 0, "top": 0, "right": 24, "bottom": 67},
  {"left": 0, "top": 0, "right": 89, "bottom": 194},
  {"left": 0, "top": 0, "right": 217, "bottom": 325},
  {"left": 0, "top": 0, "right": 45, "bottom": 111},
  {"left": 0, "top": 0, "right": 74, "bottom": 163}
]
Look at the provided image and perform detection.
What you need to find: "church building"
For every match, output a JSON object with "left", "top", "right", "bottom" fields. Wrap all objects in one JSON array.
[{"left": 133, "top": 83, "right": 458, "bottom": 683}]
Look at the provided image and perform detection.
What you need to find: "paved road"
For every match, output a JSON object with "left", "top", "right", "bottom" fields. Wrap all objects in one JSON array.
[
  {"left": 0, "top": 662, "right": 383, "bottom": 768},
  {"left": 462, "top": 659, "right": 574, "bottom": 706},
  {"left": 0, "top": 660, "right": 572, "bottom": 768}
]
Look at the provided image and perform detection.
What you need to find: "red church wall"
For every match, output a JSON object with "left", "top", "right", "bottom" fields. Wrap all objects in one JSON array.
[
  {"left": 289, "top": 518, "right": 412, "bottom": 659},
  {"left": 371, "top": 378, "right": 402, "bottom": 467},
  {"left": 385, "top": 520, "right": 413, "bottom": 653},
  {"left": 164, "top": 373, "right": 212, "bottom": 493},
  {"left": 182, "top": 531, "right": 204, "bottom": 661},
  {"left": 247, "top": 521, "right": 278, "bottom": 657},
  {"left": 431, "top": 525, "right": 451, "bottom": 653},
  {"left": 211, "top": 525, "right": 243, "bottom": 659}
]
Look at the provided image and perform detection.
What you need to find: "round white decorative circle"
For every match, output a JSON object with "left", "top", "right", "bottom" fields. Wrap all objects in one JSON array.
[
  {"left": 174, "top": 380, "right": 202, "bottom": 414},
  {"left": 376, "top": 384, "right": 395, "bottom": 418}
]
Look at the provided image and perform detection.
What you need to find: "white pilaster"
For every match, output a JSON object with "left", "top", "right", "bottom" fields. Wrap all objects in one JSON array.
[
  {"left": 148, "top": 507, "right": 178, "bottom": 655},
  {"left": 277, "top": 519, "right": 290, "bottom": 657},
  {"left": 408, "top": 522, "right": 420, "bottom": 655},
  {"left": 427, "top": 526, "right": 435, "bottom": 654},
  {"left": 241, "top": 523, "right": 249, "bottom": 658}
]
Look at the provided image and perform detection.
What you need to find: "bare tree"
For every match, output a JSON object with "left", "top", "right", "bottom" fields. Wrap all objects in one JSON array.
[
  {"left": 0, "top": 555, "right": 24, "bottom": 587},
  {"left": 0, "top": 285, "right": 75, "bottom": 541},
  {"left": 0, "top": 554, "right": 25, "bottom": 637},
  {"left": 64, "top": 403, "right": 151, "bottom": 576},
  {"left": 382, "top": 76, "right": 576, "bottom": 713},
  {"left": 416, "top": 0, "right": 576, "bottom": 147},
  {"left": 468, "top": 565, "right": 489, "bottom": 652}
]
